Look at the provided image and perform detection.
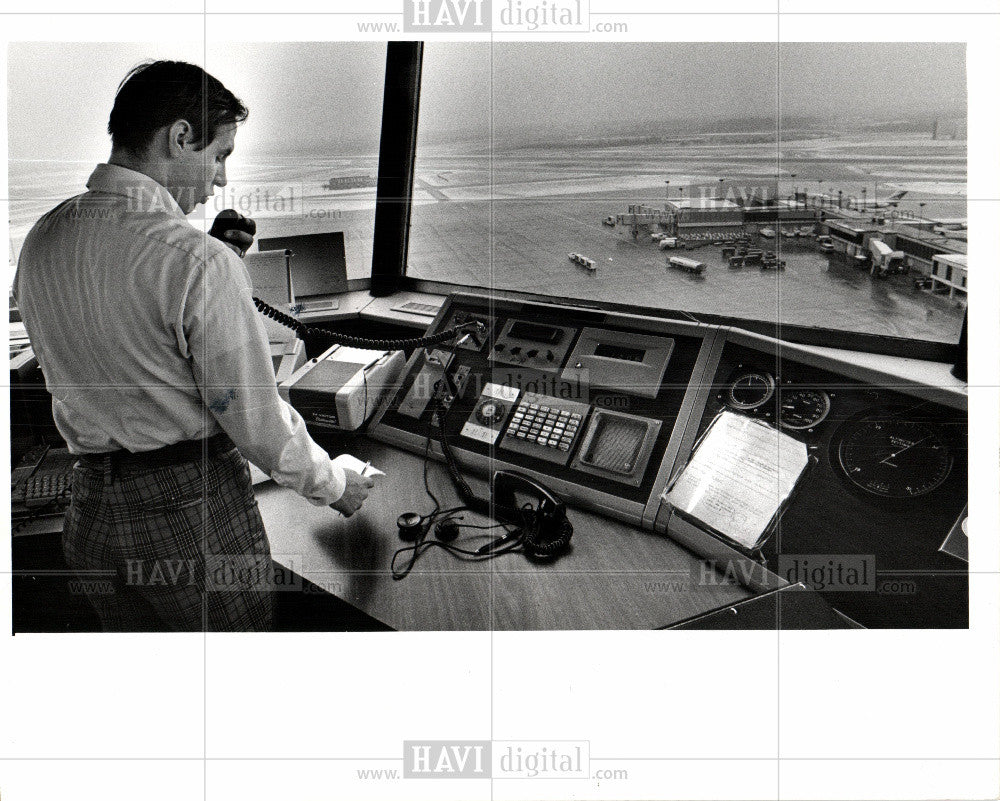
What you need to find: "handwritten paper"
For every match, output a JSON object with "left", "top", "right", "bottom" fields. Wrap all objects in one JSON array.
[
  {"left": 332, "top": 453, "right": 386, "bottom": 478},
  {"left": 663, "top": 411, "right": 808, "bottom": 549}
]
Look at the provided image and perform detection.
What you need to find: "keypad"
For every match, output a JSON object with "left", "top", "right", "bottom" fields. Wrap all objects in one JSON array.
[
  {"left": 24, "top": 473, "right": 72, "bottom": 507},
  {"left": 500, "top": 393, "right": 590, "bottom": 465}
]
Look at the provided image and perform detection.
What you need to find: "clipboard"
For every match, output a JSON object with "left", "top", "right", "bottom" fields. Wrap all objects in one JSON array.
[{"left": 661, "top": 410, "right": 818, "bottom": 557}]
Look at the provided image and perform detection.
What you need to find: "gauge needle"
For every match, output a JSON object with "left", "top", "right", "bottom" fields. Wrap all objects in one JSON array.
[{"left": 879, "top": 436, "right": 929, "bottom": 465}]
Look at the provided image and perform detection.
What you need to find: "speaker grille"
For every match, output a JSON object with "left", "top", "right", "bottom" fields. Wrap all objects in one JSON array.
[{"left": 580, "top": 413, "right": 647, "bottom": 475}]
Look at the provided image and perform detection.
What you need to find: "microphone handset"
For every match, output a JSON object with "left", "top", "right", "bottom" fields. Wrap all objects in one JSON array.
[{"left": 209, "top": 209, "right": 483, "bottom": 351}]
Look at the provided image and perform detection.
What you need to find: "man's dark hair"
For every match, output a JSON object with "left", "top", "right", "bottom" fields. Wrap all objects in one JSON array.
[{"left": 108, "top": 60, "right": 248, "bottom": 154}]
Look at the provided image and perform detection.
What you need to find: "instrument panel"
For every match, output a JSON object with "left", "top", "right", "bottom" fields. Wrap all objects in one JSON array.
[
  {"left": 697, "top": 338, "right": 968, "bottom": 628},
  {"left": 371, "top": 293, "right": 968, "bottom": 628},
  {"left": 373, "top": 294, "right": 710, "bottom": 519}
]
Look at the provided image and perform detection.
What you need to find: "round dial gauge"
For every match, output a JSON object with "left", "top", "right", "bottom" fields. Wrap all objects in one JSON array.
[
  {"left": 726, "top": 371, "right": 775, "bottom": 410},
  {"left": 476, "top": 400, "right": 505, "bottom": 425},
  {"left": 835, "top": 417, "right": 952, "bottom": 499},
  {"left": 779, "top": 389, "right": 832, "bottom": 430}
]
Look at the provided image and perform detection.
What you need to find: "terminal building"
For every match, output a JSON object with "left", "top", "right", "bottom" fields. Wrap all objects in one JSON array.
[
  {"left": 663, "top": 197, "right": 744, "bottom": 239},
  {"left": 889, "top": 227, "right": 967, "bottom": 277},
  {"left": 817, "top": 216, "right": 967, "bottom": 295},
  {"left": 817, "top": 218, "right": 880, "bottom": 261},
  {"left": 616, "top": 198, "right": 746, "bottom": 240},
  {"left": 928, "top": 253, "right": 968, "bottom": 299}
]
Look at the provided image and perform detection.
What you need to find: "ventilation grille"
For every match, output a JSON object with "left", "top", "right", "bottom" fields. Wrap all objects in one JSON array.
[{"left": 392, "top": 301, "right": 440, "bottom": 317}]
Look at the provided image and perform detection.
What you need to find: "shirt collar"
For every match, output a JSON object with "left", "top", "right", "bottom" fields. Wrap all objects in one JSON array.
[{"left": 86, "top": 163, "right": 186, "bottom": 219}]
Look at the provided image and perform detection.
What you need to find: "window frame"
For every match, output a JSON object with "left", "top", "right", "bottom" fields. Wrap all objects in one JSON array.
[{"left": 370, "top": 41, "right": 965, "bottom": 364}]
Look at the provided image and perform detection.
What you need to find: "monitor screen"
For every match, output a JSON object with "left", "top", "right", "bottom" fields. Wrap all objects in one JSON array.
[{"left": 257, "top": 231, "right": 349, "bottom": 300}]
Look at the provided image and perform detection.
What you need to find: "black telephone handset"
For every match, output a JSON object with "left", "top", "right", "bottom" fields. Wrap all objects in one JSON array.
[
  {"left": 491, "top": 470, "right": 573, "bottom": 560},
  {"left": 209, "top": 209, "right": 256, "bottom": 256},
  {"left": 493, "top": 470, "right": 566, "bottom": 528}
]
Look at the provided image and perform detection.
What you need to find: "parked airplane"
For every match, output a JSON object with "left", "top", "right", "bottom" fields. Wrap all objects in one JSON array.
[{"left": 806, "top": 190, "right": 908, "bottom": 210}]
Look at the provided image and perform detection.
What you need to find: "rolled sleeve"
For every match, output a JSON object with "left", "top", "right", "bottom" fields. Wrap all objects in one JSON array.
[{"left": 182, "top": 250, "right": 347, "bottom": 505}]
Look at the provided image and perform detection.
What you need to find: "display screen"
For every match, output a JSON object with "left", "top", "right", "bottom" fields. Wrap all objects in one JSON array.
[
  {"left": 508, "top": 321, "right": 564, "bottom": 344},
  {"left": 593, "top": 343, "right": 646, "bottom": 363}
]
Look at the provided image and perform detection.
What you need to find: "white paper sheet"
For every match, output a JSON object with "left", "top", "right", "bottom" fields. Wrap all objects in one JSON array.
[
  {"left": 250, "top": 454, "right": 384, "bottom": 486},
  {"left": 332, "top": 453, "right": 386, "bottom": 478},
  {"left": 663, "top": 411, "right": 808, "bottom": 549}
]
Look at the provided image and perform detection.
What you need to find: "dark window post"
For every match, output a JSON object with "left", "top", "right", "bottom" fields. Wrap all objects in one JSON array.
[{"left": 371, "top": 41, "right": 422, "bottom": 297}]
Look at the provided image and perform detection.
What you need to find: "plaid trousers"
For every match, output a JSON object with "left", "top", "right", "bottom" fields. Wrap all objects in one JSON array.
[{"left": 63, "top": 445, "right": 274, "bottom": 632}]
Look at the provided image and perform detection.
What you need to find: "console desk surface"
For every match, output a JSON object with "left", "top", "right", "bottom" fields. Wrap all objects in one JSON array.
[{"left": 256, "top": 440, "right": 751, "bottom": 631}]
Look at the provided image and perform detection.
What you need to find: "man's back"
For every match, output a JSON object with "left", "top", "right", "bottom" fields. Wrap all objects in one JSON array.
[
  {"left": 11, "top": 59, "right": 371, "bottom": 632},
  {"left": 15, "top": 163, "right": 249, "bottom": 454}
]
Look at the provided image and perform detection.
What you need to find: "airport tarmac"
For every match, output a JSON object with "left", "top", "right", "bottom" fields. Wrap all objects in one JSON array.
[{"left": 408, "top": 192, "right": 965, "bottom": 343}]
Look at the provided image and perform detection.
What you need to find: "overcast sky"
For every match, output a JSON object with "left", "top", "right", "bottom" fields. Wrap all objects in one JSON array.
[
  {"left": 422, "top": 42, "right": 966, "bottom": 134},
  {"left": 8, "top": 41, "right": 966, "bottom": 163},
  {"left": 7, "top": 42, "right": 387, "bottom": 163}
]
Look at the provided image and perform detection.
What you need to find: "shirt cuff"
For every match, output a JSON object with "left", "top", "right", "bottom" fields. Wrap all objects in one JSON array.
[
  {"left": 269, "top": 430, "right": 347, "bottom": 506},
  {"left": 312, "top": 460, "right": 347, "bottom": 507}
]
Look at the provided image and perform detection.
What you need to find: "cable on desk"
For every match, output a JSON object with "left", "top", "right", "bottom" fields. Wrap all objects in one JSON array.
[
  {"left": 253, "top": 297, "right": 482, "bottom": 350},
  {"left": 390, "top": 523, "right": 522, "bottom": 580},
  {"left": 390, "top": 369, "right": 521, "bottom": 580}
]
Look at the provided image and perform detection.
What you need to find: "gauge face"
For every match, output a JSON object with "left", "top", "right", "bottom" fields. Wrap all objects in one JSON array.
[
  {"left": 726, "top": 371, "right": 775, "bottom": 410},
  {"left": 779, "top": 389, "right": 831, "bottom": 430},
  {"left": 476, "top": 400, "right": 505, "bottom": 425},
  {"left": 835, "top": 417, "right": 952, "bottom": 498}
]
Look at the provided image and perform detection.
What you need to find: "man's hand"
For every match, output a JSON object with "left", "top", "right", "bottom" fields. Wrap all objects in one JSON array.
[
  {"left": 209, "top": 209, "right": 256, "bottom": 258},
  {"left": 221, "top": 227, "right": 255, "bottom": 257},
  {"left": 330, "top": 468, "right": 376, "bottom": 517}
]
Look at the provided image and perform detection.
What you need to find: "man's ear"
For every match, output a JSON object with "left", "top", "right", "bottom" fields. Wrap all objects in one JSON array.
[{"left": 167, "top": 119, "right": 197, "bottom": 157}]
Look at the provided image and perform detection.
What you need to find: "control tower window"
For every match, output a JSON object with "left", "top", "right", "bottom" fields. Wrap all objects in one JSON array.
[{"left": 408, "top": 42, "right": 967, "bottom": 345}]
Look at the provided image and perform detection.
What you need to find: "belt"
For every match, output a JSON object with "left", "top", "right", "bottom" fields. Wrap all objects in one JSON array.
[{"left": 79, "top": 433, "right": 235, "bottom": 472}]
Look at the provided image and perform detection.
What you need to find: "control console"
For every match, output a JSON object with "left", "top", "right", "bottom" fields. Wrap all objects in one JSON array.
[{"left": 371, "top": 292, "right": 718, "bottom": 525}]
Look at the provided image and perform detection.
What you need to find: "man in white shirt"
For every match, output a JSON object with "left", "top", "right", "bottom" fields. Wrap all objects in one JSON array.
[{"left": 13, "top": 60, "right": 374, "bottom": 631}]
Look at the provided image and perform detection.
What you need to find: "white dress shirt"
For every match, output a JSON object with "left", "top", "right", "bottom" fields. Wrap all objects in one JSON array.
[{"left": 13, "top": 163, "right": 347, "bottom": 506}]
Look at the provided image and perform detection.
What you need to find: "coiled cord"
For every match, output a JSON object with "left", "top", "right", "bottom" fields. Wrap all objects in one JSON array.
[{"left": 252, "top": 297, "right": 482, "bottom": 350}]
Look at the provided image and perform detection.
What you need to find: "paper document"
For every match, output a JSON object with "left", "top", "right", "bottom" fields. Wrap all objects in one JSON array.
[
  {"left": 248, "top": 463, "right": 272, "bottom": 485},
  {"left": 332, "top": 453, "right": 386, "bottom": 478},
  {"left": 663, "top": 411, "right": 808, "bottom": 550},
  {"left": 243, "top": 250, "right": 294, "bottom": 344}
]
